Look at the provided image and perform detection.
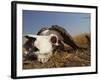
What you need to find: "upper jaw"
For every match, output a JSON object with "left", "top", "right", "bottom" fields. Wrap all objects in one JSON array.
[{"left": 37, "top": 52, "right": 53, "bottom": 63}]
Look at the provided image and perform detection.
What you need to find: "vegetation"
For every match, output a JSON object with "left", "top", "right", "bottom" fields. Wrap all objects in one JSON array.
[{"left": 23, "top": 33, "right": 91, "bottom": 69}]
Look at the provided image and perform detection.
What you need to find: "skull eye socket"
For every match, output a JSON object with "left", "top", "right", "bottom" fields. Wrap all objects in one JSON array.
[{"left": 50, "top": 36, "right": 57, "bottom": 44}]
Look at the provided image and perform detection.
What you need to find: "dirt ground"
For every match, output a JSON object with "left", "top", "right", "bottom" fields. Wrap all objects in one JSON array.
[{"left": 23, "top": 33, "right": 91, "bottom": 69}]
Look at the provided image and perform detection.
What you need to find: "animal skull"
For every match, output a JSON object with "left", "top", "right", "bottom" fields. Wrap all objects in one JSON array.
[{"left": 24, "top": 34, "right": 58, "bottom": 63}]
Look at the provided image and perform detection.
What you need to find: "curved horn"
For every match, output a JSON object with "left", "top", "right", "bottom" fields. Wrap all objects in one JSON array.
[
  {"left": 37, "top": 27, "right": 49, "bottom": 35},
  {"left": 50, "top": 25, "right": 79, "bottom": 49}
]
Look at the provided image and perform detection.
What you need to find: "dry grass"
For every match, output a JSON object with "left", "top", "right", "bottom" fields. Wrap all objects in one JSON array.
[
  {"left": 23, "top": 33, "right": 91, "bottom": 69},
  {"left": 73, "top": 33, "right": 90, "bottom": 46}
]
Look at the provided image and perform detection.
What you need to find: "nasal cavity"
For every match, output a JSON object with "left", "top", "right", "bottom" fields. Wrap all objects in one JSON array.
[{"left": 33, "top": 47, "right": 39, "bottom": 51}]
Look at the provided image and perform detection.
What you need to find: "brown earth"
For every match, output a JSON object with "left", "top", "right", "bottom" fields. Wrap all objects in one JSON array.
[{"left": 23, "top": 33, "right": 91, "bottom": 69}]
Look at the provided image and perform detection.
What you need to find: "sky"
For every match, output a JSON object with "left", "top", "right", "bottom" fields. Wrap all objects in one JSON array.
[{"left": 23, "top": 10, "right": 90, "bottom": 35}]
